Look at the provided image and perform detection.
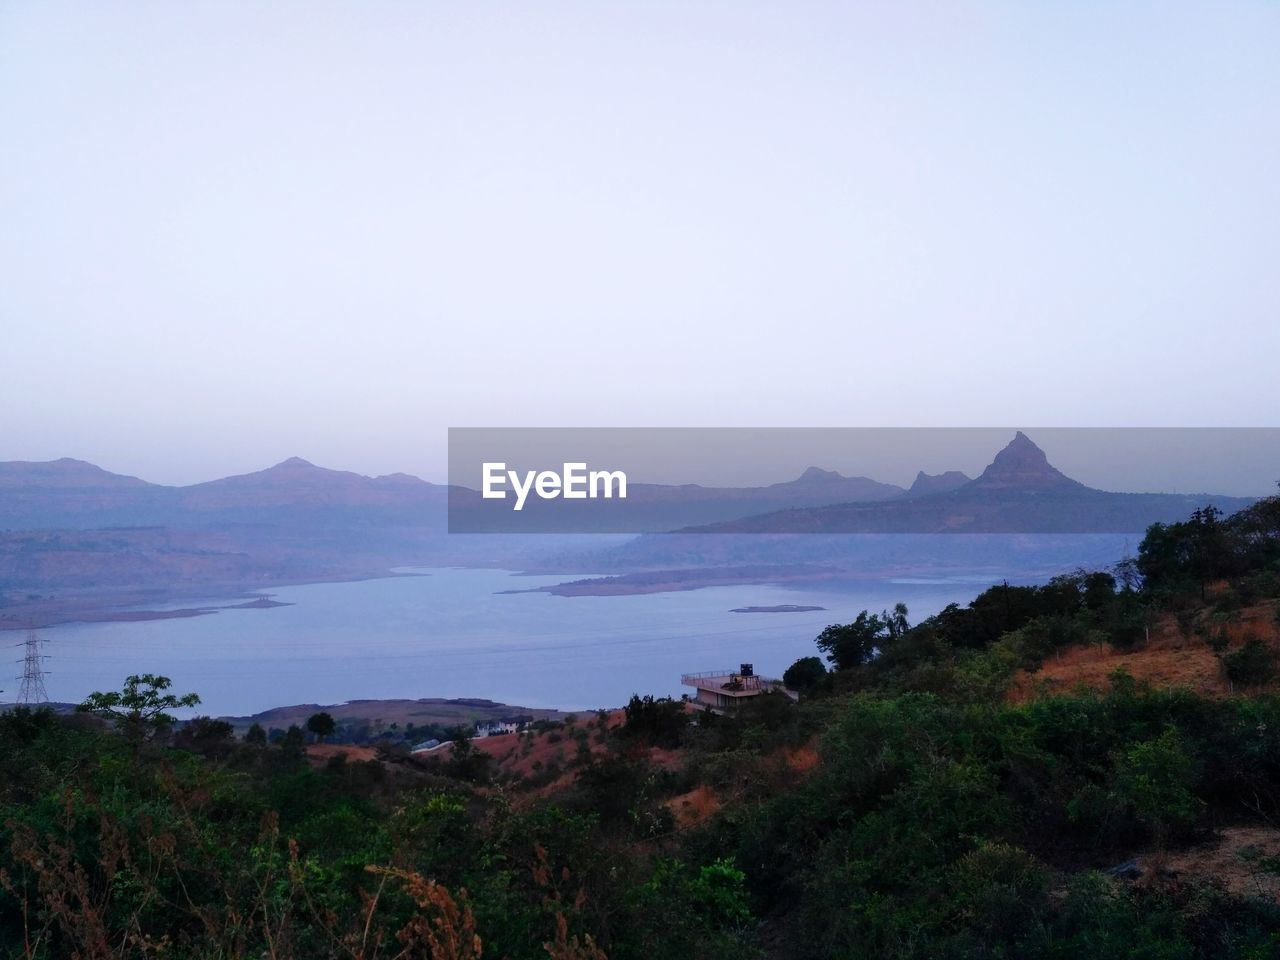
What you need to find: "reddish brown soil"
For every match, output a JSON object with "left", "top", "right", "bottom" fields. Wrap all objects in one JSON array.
[
  {"left": 305, "top": 743, "right": 380, "bottom": 764},
  {"left": 781, "top": 741, "right": 821, "bottom": 775},
  {"left": 668, "top": 785, "right": 723, "bottom": 830},
  {"left": 477, "top": 711, "right": 627, "bottom": 801},
  {"left": 1011, "top": 601, "right": 1280, "bottom": 702}
]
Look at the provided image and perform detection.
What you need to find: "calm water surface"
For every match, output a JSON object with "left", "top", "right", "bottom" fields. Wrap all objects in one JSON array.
[{"left": 41, "top": 568, "right": 1006, "bottom": 715}]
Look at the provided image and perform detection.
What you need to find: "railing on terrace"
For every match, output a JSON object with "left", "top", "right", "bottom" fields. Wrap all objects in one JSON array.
[
  {"left": 682, "top": 669, "right": 739, "bottom": 681},
  {"left": 681, "top": 671, "right": 783, "bottom": 689}
]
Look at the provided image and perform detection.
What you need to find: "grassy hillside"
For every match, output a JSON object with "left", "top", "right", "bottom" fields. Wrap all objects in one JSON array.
[{"left": 3, "top": 493, "right": 1280, "bottom": 958}]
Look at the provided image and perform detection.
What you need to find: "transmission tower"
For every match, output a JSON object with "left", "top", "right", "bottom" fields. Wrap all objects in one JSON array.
[{"left": 16, "top": 629, "right": 50, "bottom": 705}]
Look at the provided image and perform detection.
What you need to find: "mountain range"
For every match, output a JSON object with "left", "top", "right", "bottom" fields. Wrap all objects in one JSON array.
[
  {"left": 3, "top": 433, "right": 1254, "bottom": 536},
  {"left": 0, "top": 456, "right": 449, "bottom": 529},
  {"left": 0, "top": 433, "right": 1263, "bottom": 628},
  {"left": 445, "top": 465, "right": 907, "bottom": 533},
  {"left": 681, "top": 432, "right": 1256, "bottom": 534}
]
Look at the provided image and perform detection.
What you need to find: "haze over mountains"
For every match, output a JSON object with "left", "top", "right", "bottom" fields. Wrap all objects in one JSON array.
[
  {"left": 683, "top": 432, "right": 1256, "bottom": 534},
  {"left": 447, "top": 464, "right": 906, "bottom": 533},
  {"left": 0, "top": 433, "right": 1263, "bottom": 627},
  {"left": 0, "top": 433, "right": 1257, "bottom": 535},
  {"left": 905, "top": 470, "right": 973, "bottom": 498},
  {"left": 0, "top": 456, "right": 449, "bottom": 529},
  {"left": 0, "top": 455, "right": 911, "bottom": 532}
]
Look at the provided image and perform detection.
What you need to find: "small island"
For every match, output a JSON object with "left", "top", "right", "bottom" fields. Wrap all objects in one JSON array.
[
  {"left": 729, "top": 604, "right": 827, "bottom": 614},
  {"left": 220, "top": 596, "right": 294, "bottom": 610}
]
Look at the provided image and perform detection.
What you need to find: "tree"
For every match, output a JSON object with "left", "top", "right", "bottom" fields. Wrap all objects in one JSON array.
[
  {"left": 1114, "top": 728, "right": 1203, "bottom": 847},
  {"left": 174, "top": 716, "right": 234, "bottom": 753},
  {"left": 1081, "top": 571, "right": 1117, "bottom": 611},
  {"left": 815, "top": 611, "right": 890, "bottom": 670},
  {"left": 1138, "top": 505, "right": 1241, "bottom": 600},
  {"left": 882, "top": 602, "right": 910, "bottom": 642},
  {"left": 443, "top": 727, "right": 492, "bottom": 782},
  {"left": 1114, "top": 555, "right": 1142, "bottom": 593},
  {"left": 78, "top": 674, "right": 200, "bottom": 740},
  {"left": 783, "top": 656, "right": 827, "bottom": 694},
  {"left": 621, "top": 694, "right": 688, "bottom": 748},
  {"left": 306, "top": 711, "right": 337, "bottom": 742},
  {"left": 1188, "top": 505, "right": 1230, "bottom": 598},
  {"left": 281, "top": 724, "right": 306, "bottom": 757},
  {"left": 244, "top": 721, "right": 267, "bottom": 746}
]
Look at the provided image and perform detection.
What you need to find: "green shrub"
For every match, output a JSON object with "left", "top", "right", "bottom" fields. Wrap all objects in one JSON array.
[
  {"left": 621, "top": 694, "right": 689, "bottom": 748},
  {"left": 783, "top": 655, "right": 827, "bottom": 693},
  {"left": 1216, "top": 587, "right": 1244, "bottom": 614},
  {"left": 947, "top": 842, "right": 1049, "bottom": 948},
  {"left": 1113, "top": 727, "right": 1203, "bottom": 844},
  {"left": 1221, "top": 637, "right": 1277, "bottom": 688}
]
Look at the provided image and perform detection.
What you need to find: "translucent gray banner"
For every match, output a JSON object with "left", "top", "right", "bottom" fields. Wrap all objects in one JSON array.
[{"left": 446, "top": 428, "right": 1279, "bottom": 534}]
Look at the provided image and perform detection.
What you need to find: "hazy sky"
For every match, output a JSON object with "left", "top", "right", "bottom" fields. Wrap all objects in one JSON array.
[{"left": 2, "top": 2, "right": 1278, "bottom": 485}]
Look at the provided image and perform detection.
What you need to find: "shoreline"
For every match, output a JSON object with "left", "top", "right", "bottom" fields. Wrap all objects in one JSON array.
[
  {"left": 0, "top": 570, "right": 429, "bottom": 632},
  {"left": 730, "top": 604, "right": 827, "bottom": 613},
  {"left": 5, "top": 554, "right": 1070, "bottom": 631},
  {"left": 216, "top": 696, "right": 569, "bottom": 734}
]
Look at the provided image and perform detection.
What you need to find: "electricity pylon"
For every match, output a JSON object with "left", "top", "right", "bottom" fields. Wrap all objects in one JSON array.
[{"left": 16, "top": 629, "right": 50, "bottom": 705}]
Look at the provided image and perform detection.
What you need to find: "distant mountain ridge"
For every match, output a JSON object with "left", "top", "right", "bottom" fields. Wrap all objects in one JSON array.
[
  {"left": 905, "top": 470, "right": 972, "bottom": 498},
  {"left": 0, "top": 453, "right": 910, "bottom": 626},
  {"left": 0, "top": 436, "right": 1267, "bottom": 629},
  {"left": 685, "top": 433, "right": 1257, "bottom": 534},
  {"left": 178, "top": 457, "right": 446, "bottom": 511},
  {"left": 0, "top": 457, "right": 151, "bottom": 489},
  {"left": 0, "top": 458, "right": 169, "bottom": 529},
  {"left": 0, "top": 456, "right": 905, "bottom": 532},
  {"left": 0, "top": 456, "right": 450, "bottom": 528},
  {"left": 0, "top": 436, "right": 1261, "bottom": 534},
  {"left": 446, "top": 465, "right": 906, "bottom": 533}
]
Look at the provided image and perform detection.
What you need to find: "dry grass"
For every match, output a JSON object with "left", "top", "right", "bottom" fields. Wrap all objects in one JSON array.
[
  {"left": 1138, "top": 826, "right": 1280, "bottom": 901},
  {"left": 781, "top": 741, "right": 820, "bottom": 775},
  {"left": 305, "top": 743, "right": 380, "bottom": 764},
  {"left": 1010, "top": 600, "right": 1280, "bottom": 702},
  {"left": 667, "top": 785, "right": 722, "bottom": 830}
]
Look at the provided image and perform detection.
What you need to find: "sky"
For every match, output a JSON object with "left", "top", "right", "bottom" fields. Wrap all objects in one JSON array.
[{"left": 2, "top": 1, "right": 1278, "bottom": 485}]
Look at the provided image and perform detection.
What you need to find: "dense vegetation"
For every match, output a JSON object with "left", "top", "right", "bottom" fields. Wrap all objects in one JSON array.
[{"left": 3, "top": 492, "right": 1280, "bottom": 958}]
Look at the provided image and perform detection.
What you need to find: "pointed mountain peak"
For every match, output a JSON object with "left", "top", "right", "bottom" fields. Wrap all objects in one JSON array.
[
  {"left": 974, "top": 432, "right": 1079, "bottom": 490},
  {"left": 191, "top": 457, "right": 350, "bottom": 491},
  {"left": 993, "top": 431, "right": 1048, "bottom": 465}
]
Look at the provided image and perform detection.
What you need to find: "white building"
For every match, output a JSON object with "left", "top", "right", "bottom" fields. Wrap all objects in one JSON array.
[{"left": 681, "top": 663, "right": 797, "bottom": 714}]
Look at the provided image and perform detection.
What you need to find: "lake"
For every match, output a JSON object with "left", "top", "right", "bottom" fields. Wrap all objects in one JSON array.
[{"left": 40, "top": 567, "right": 1021, "bottom": 715}]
